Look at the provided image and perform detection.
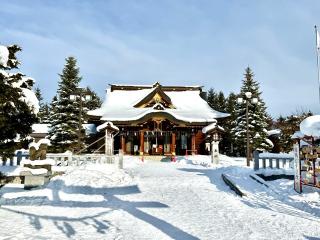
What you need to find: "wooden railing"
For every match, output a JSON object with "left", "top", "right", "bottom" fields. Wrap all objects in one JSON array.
[{"left": 253, "top": 150, "right": 294, "bottom": 171}]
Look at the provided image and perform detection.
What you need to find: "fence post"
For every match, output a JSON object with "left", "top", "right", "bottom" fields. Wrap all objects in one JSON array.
[
  {"left": 262, "top": 158, "right": 266, "bottom": 169},
  {"left": 253, "top": 150, "right": 259, "bottom": 171},
  {"left": 16, "top": 151, "right": 22, "bottom": 165},
  {"left": 10, "top": 155, "right": 14, "bottom": 166},
  {"left": 118, "top": 150, "right": 123, "bottom": 169},
  {"left": 282, "top": 159, "right": 286, "bottom": 168},
  {"left": 276, "top": 158, "right": 280, "bottom": 169},
  {"left": 269, "top": 158, "right": 273, "bottom": 168}
]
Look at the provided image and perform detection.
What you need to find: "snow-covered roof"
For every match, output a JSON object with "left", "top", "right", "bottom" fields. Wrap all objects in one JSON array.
[
  {"left": 32, "top": 124, "right": 50, "bottom": 134},
  {"left": 32, "top": 124, "right": 96, "bottom": 135},
  {"left": 202, "top": 122, "right": 224, "bottom": 134},
  {"left": 291, "top": 131, "right": 305, "bottom": 139},
  {"left": 89, "top": 84, "right": 229, "bottom": 124},
  {"left": 300, "top": 115, "right": 320, "bottom": 137}
]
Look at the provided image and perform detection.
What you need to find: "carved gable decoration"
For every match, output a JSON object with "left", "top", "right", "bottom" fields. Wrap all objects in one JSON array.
[
  {"left": 153, "top": 103, "right": 165, "bottom": 110},
  {"left": 134, "top": 85, "right": 175, "bottom": 109}
]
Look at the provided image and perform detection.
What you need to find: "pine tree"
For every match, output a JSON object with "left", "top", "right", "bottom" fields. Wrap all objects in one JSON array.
[
  {"left": 0, "top": 44, "right": 38, "bottom": 159},
  {"left": 48, "top": 57, "right": 83, "bottom": 153},
  {"left": 216, "top": 91, "right": 226, "bottom": 113},
  {"left": 231, "top": 67, "right": 272, "bottom": 156},
  {"left": 207, "top": 88, "right": 217, "bottom": 109},
  {"left": 83, "top": 87, "right": 101, "bottom": 123},
  {"left": 220, "top": 92, "right": 237, "bottom": 155},
  {"left": 35, "top": 87, "right": 50, "bottom": 123}
]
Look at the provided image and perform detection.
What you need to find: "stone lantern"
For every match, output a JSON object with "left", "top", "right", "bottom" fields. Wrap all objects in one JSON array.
[
  {"left": 97, "top": 121, "right": 119, "bottom": 155},
  {"left": 202, "top": 122, "right": 223, "bottom": 164}
]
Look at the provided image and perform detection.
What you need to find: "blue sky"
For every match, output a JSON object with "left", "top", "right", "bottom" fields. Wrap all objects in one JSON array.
[{"left": 0, "top": 0, "right": 319, "bottom": 117}]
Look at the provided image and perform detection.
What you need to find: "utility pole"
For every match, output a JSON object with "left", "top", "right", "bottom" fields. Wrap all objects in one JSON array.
[
  {"left": 70, "top": 87, "right": 92, "bottom": 153},
  {"left": 246, "top": 99, "right": 250, "bottom": 166}
]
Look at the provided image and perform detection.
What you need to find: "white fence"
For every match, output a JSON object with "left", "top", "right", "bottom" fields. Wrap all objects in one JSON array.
[
  {"left": 1, "top": 152, "right": 122, "bottom": 167},
  {"left": 253, "top": 151, "right": 294, "bottom": 171}
]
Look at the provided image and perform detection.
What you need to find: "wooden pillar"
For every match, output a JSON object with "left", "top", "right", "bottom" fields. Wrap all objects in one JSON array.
[
  {"left": 121, "top": 135, "right": 126, "bottom": 154},
  {"left": 171, "top": 132, "right": 176, "bottom": 155},
  {"left": 191, "top": 134, "right": 196, "bottom": 154},
  {"left": 140, "top": 131, "right": 144, "bottom": 155}
]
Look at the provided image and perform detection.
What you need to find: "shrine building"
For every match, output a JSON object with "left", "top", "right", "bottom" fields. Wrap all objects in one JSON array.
[{"left": 88, "top": 82, "right": 228, "bottom": 156}]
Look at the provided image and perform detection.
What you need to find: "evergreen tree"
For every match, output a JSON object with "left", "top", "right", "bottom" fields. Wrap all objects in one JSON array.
[
  {"left": 207, "top": 88, "right": 217, "bottom": 110},
  {"left": 35, "top": 87, "right": 43, "bottom": 103},
  {"left": 35, "top": 87, "right": 50, "bottom": 123},
  {"left": 219, "top": 92, "right": 237, "bottom": 155},
  {"left": 0, "top": 44, "right": 38, "bottom": 159},
  {"left": 48, "top": 57, "right": 84, "bottom": 152},
  {"left": 231, "top": 67, "right": 272, "bottom": 156},
  {"left": 83, "top": 87, "right": 101, "bottom": 123},
  {"left": 207, "top": 88, "right": 226, "bottom": 113},
  {"left": 216, "top": 91, "right": 226, "bottom": 113},
  {"left": 274, "top": 111, "right": 312, "bottom": 152}
]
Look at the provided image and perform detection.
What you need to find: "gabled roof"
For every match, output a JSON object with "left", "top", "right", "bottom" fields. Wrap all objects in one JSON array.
[
  {"left": 88, "top": 83, "right": 229, "bottom": 125},
  {"left": 133, "top": 84, "right": 174, "bottom": 108}
]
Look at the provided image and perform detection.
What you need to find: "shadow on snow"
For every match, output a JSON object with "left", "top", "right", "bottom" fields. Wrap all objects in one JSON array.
[
  {"left": 177, "top": 166, "right": 320, "bottom": 223},
  {"left": 1, "top": 179, "right": 199, "bottom": 239}
]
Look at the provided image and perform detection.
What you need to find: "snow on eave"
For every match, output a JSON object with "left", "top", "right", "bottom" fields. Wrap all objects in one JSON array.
[
  {"left": 101, "top": 108, "right": 218, "bottom": 124},
  {"left": 92, "top": 84, "right": 229, "bottom": 122},
  {"left": 97, "top": 121, "right": 119, "bottom": 132}
]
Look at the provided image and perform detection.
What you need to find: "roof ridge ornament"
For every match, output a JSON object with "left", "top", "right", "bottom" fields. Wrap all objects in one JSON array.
[{"left": 153, "top": 82, "right": 161, "bottom": 88}]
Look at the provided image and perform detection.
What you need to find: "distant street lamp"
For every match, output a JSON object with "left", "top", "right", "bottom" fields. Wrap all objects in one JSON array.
[
  {"left": 237, "top": 92, "right": 258, "bottom": 166},
  {"left": 70, "top": 87, "right": 92, "bottom": 152}
]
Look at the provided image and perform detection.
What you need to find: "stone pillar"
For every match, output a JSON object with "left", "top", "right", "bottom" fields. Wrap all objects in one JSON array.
[
  {"left": 139, "top": 131, "right": 144, "bottom": 155},
  {"left": 171, "top": 132, "right": 176, "bottom": 155},
  {"left": 121, "top": 135, "right": 126, "bottom": 154},
  {"left": 191, "top": 134, "right": 196, "bottom": 154},
  {"left": 211, "top": 141, "right": 220, "bottom": 164}
]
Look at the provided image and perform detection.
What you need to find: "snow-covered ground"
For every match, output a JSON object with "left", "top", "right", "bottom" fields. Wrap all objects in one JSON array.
[{"left": 0, "top": 155, "right": 319, "bottom": 239}]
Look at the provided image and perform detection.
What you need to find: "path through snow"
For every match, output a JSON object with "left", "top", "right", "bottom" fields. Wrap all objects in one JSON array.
[{"left": 0, "top": 157, "right": 319, "bottom": 239}]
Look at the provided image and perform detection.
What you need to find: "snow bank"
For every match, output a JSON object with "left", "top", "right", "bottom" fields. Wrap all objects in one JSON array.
[
  {"left": 255, "top": 167, "right": 294, "bottom": 176},
  {"left": 175, "top": 154, "right": 247, "bottom": 167},
  {"left": 48, "top": 164, "right": 133, "bottom": 189},
  {"left": 300, "top": 115, "right": 320, "bottom": 137}
]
